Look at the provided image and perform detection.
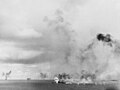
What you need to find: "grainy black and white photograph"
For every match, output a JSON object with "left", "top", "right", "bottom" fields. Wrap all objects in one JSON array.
[{"left": 0, "top": 0, "right": 120, "bottom": 90}]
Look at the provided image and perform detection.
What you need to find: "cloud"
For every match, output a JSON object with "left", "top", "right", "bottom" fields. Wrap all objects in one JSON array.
[
  {"left": 0, "top": 41, "right": 42, "bottom": 61},
  {"left": 0, "top": 0, "right": 57, "bottom": 39},
  {"left": 15, "top": 28, "right": 42, "bottom": 38}
]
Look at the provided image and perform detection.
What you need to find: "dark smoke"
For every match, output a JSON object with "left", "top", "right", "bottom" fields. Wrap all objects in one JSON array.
[{"left": 97, "top": 33, "right": 112, "bottom": 43}]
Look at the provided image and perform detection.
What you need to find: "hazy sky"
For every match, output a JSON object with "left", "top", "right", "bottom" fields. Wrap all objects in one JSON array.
[{"left": 0, "top": 0, "right": 120, "bottom": 79}]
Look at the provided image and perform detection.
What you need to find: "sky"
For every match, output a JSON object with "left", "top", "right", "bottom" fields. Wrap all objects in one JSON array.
[{"left": 0, "top": 0, "right": 120, "bottom": 79}]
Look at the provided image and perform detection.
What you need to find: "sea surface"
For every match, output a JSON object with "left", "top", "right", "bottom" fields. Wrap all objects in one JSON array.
[{"left": 0, "top": 80, "right": 118, "bottom": 90}]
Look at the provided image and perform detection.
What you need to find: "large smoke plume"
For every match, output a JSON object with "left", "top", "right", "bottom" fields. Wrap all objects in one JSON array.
[
  {"left": 37, "top": 0, "right": 120, "bottom": 80},
  {"left": 41, "top": 10, "right": 120, "bottom": 81}
]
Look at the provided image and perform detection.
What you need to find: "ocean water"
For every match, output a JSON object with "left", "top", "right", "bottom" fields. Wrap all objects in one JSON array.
[{"left": 0, "top": 80, "right": 118, "bottom": 90}]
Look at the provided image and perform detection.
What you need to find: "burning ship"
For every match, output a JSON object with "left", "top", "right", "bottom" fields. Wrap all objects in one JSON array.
[{"left": 54, "top": 33, "right": 120, "bottom": 85}]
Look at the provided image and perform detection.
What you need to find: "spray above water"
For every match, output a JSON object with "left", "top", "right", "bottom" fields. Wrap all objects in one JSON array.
[
  {"left": 51, "top": 29, "right": 120, "bottom": 81},
  {"left": 2, "top": 70, "right": 12, "bottom": 80},
  {"left": 40, "top": 9, "right": 120, "bottom": 82}
]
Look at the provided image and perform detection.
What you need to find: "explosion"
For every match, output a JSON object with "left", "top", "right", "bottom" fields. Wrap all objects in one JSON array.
[{"left": 54, "top": 33, "right": 120, "bottom": 84}]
